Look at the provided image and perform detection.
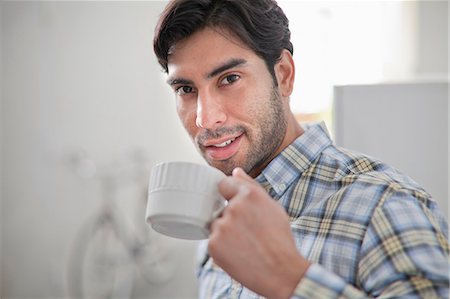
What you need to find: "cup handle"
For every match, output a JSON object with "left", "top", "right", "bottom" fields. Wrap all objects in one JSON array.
[{"left": 211, "top": 199, "right": 227, "bottom": 220}]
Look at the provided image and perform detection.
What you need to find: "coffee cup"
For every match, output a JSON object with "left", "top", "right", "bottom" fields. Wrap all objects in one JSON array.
[{"left": 145, "top": 161, "right": 227, "bottom": 240}]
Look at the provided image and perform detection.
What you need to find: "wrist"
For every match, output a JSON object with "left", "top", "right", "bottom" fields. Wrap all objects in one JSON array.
[{"left": 277, "top": 256, "right": 311, "bottom": 299}]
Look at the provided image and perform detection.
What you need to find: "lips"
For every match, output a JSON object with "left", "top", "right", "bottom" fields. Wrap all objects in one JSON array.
[
  {"left": 202, "top": 134, "right": 243, "bottom": 161},
  {"left": 208, "top": 136, "right": 237, "bottom": 147}
]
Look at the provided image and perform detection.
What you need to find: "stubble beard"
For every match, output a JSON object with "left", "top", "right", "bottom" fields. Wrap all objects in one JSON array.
[{"left": 196, "top": 87, "right": 287, "bottom": 176}]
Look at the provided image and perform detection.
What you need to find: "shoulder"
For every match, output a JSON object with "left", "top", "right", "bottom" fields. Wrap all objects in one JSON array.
[
  {"left": 319, "top": 144, "right": 429, "bottom": 196},
  {"left": 313, "top": 145, "right": 445, "bottom": 228}
]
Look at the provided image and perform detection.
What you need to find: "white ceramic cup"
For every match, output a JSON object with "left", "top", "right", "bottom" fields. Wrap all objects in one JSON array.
[{"left": 145, "top": 161, "right": 227, "bottom": 240}]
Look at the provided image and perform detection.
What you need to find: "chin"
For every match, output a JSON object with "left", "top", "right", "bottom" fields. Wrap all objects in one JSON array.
[{"left": 207, "top": 160, "right": 235, "bottom": 176}]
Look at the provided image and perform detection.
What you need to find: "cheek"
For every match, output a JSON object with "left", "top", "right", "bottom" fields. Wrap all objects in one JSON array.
[
  {"left": 239, "top": 91, "right": 269, "bottom": 122},
  {"left": 176, "top": 101, "right": 198, "bottom": 135}
]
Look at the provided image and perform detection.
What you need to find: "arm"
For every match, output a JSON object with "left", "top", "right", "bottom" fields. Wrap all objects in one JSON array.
[
  {"left": 293, "top": 189, "right": 449, "bottom": 298},
  {"left": 208, "top": 168, "right": 449, "bottom": 298},
  {"left": 209, "top": 167, "right": 309, "bottom": 299}
]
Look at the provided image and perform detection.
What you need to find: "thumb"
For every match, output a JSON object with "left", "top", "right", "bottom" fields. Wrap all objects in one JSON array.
[
  {"left": 232, "top": 167, "right": 258, "bottom": 186},
  {"left": 218, "top": 168, "right": 254, "bottom": 201},
  {"left": 218, "top": 176, "right": 241, "bottom": 201}
]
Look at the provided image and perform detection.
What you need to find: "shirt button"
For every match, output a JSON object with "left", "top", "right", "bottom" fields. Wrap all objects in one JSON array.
[{"left": 278, "top": 183, "right": 286, "bottom": 191}]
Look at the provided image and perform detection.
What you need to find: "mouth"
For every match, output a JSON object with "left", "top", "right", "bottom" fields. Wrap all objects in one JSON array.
[
  {"left": 209, "top": 136, "right": 237, "bottom": 148},
  {"left": 202, "top": 134, "right": 243, "bottom": 161}
]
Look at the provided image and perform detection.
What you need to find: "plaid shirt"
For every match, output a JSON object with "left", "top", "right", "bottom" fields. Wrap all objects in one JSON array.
[{"left": 197, "top": 122, "right": 449, "bottom": 299}]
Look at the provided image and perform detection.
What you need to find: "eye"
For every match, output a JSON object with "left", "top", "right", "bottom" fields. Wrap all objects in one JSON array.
[
  {"left": 175, "top": 86, "right": 195, "bottom": 96},
  {"left": 219, "top": 74, "right": 240, "bottom": 86}
]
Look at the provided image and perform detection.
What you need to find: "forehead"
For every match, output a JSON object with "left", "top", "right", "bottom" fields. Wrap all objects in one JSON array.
[{"left": 167, "top": 27, "right": 261, "bottom": 77}]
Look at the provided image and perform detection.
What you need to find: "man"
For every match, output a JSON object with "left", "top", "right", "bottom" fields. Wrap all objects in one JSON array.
[{"left": 153, "top": 0, "right": 449, "bottom": 298}]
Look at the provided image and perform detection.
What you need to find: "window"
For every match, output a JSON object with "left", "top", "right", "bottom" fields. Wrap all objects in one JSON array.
[{"left": 279, "top": 1, "right": 418, "bottom": 132}]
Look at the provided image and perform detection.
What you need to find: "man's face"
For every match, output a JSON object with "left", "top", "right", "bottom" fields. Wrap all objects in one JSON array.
[{"left": 166, "top": 27, "right": 288, "bottom": 176}]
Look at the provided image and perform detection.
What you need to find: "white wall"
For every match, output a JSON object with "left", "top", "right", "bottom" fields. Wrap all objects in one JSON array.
[{"left": 1, "top": 2, "right": 202, "bottom": 298}]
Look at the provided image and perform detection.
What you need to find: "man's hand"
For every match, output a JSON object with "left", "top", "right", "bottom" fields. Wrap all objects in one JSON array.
[{"left": 208, "top": 168, "right": 310, "bottom": 299}]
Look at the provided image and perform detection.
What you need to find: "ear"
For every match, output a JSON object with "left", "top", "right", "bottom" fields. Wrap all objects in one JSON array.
[{"left": 274, "top": 49, "right": 295, "bottom": 98}]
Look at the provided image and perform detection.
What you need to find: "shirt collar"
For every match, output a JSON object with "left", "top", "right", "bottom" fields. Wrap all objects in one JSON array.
[{"left": 255, "top": 122, "right": 333, "bottom": 197}]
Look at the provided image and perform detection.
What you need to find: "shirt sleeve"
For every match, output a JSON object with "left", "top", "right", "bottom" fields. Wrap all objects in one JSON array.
[{"left": 291, "top": 190, "right": 449, "bottom": 299}]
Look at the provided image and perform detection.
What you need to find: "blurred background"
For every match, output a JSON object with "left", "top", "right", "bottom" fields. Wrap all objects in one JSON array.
[{"left": 0, "top": 1, "right": 448, "bottom": 298}]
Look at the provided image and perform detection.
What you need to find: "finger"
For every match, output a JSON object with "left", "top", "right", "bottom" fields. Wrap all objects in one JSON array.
[
  {"left": 218, "top": 168, "right": 259, "bottom": 201},
  {"left": 218, "top": 176, "right": 241, "bottom": 201},
  {"left": 232, "top": 167, "right": 258, "bottom": 186},
  {"left": 208, "top": 213, "right": 223, "bottom": 233}
]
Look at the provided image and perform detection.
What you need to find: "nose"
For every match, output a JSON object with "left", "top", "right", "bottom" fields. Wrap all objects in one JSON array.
[{"left": 195, "top": 90, "right": 227, "bottom": 129}]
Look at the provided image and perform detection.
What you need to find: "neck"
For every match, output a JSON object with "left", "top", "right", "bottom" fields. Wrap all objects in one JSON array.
[{"left": 249, "top": 113, "right": 304, "bottom": 178}]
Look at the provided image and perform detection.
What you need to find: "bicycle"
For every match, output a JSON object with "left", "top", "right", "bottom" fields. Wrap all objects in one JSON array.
[{"left": 65, "top": 149, "right": 178, "bottom": 299}]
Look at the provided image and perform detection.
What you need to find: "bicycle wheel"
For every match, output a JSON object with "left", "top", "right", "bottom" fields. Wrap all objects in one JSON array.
[
  {"left": 66, "top": 213, "right": 135, "bottom": 299},
  {"left": 132, "top": 231, "right": 179, "bottom": 285}
]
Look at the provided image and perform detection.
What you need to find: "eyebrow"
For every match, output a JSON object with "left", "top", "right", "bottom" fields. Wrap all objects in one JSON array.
[
  {"left": 166, "top": 78, "right": 193, "bottom": 86},
  {"left": 166, "top": 58, "right": 247, "bottom": 86},
  {"left": 206, "top": 58, "right": 247, "bottom": 78}
]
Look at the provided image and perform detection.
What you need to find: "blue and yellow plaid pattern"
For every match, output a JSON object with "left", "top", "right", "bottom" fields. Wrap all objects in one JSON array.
[{"left": 198, "top": 122, "right": 449, "bottom": 298}]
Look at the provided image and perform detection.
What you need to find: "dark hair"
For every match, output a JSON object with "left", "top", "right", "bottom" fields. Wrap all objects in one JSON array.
[{"left": 153, "top": 0, "right": 293, "bottom": 81}]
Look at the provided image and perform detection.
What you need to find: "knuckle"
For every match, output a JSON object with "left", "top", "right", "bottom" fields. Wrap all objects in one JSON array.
[
  {"left": 239, "top": 183, "right": 251, "bottom": 196},
  {"left": 239, "top": 184, "right": 260, "bottom": 202},
  {"left": 209, "top": 217, "right": 223, "bottom": 233},
  {"left": 208, "top": 220, "right": 228, "bottom": 254},
  {"left": 224, "top": 202, "right": 238, "bottom": 216},
  {"left": 208, "top": 235, "right": 218, "bottom": 254}
]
